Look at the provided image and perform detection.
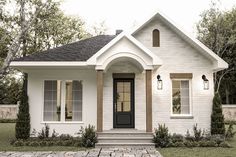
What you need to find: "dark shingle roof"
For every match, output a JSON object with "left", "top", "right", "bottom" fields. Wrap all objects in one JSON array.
[{"left": 13, "top": 35, "right": 116, "bottom": 61}]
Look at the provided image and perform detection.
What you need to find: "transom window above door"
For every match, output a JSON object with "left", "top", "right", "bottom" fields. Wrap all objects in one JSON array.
[{"left": 43, "top": 80, "right": 82, "bottom": 122}]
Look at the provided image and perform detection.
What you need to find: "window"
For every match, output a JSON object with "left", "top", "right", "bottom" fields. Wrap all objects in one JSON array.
[
  {"left": 153, "top": 29, "right": 160, "bottom": 47},
  {"left": 65, "top": 80, "right": 82, "bottom": 121},
  {"left": 172, "top": 80, "right": 190, "bottom": 115},
  {"left": 43, "top": 80, "right": 82, "bottom": 122},
  {"left": 44, "top": 80, "right": 62, "bottom": 121}
]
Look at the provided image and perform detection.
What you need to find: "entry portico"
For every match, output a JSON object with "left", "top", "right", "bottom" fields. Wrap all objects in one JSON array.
[{"left": 88, "top": 33, "right": 162, "bottom": 132}]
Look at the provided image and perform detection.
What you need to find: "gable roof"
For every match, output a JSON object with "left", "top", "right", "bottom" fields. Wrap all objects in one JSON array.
[
  {"left": 87, "top": 32, "right": 162, "bottom": 68},
  {"left": 131, "top": 11, "right": 228, "bottom": 71},
  {"left": 13, "top": 35, "right": 116, "bottom": 62}
]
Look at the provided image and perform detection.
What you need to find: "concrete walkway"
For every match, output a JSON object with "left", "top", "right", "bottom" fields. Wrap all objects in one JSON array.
[{"left": 0, "top": 148, "right": 162, "bottom": 157}]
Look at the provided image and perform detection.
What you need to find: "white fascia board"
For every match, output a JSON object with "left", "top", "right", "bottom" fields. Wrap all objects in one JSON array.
[
  {"left": 87, "top": 32, "right": 127, "bottom": 64},
  {"left": 10, "top": 61, "right": 87, "bottom": 67},
  {"left": 131, "top": 11, "right": 228, "bottom": 70}
]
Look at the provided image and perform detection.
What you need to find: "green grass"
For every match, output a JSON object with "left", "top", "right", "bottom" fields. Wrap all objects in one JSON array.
[
  {"left": 0, "top": 123, "right": 84, "bottom": 151},
  {"left": 158, "top": 125, "right": 236, "bottom": 157}
]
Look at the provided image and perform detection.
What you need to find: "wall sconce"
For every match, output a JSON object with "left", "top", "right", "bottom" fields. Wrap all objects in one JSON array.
[
  {"left": 157, "top": 75, "right": 163, "bottom": 90},
  {"left": 202, "top": 75, "right": 209, "bottom": 90}
]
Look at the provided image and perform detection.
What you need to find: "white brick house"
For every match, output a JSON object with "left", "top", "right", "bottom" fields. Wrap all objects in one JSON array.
[{"left": 10, "top": 11, "right": 228, "bottom": 146}]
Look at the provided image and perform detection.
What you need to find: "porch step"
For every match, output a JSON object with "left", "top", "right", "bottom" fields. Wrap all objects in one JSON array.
[
  {"left": 96, "top": 129, "right": 155, "bottom": 148},
  {"left": 96, "top": 143, "right": 155, "bottom": 148}
]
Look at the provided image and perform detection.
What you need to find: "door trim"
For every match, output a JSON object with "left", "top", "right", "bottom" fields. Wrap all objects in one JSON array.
[{"left": 113, "top": 78, "right": 135, "bottom": 128}]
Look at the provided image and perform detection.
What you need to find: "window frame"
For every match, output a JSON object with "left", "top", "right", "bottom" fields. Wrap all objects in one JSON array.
[
  {"left": 42, "top": 80, "right": 84, "bottom": 124},
  {"left": 170, "top": 78, "right": 193, "bottom": 118},
  {"left": 152, "top": 29, "right": 160, "bottom": 47}
]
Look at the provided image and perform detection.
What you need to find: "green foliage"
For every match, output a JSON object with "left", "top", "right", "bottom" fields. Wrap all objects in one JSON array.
[
  {"left": 211, "top": 93, "right": 225, "bottom": 135},
  {"left": 197, "top": 4, "right": 236, "bottom": 100},
  {"left": 225, "top": 122, "right": 236, "bottom": 140},
  {"left": 219, "top": 141, "right": 232, "bottom": 148},
  {"left": 0, "top": 76, "right": 22, "bottom": 104},
  {"left": 15, "top": 83, "right": 30, "bottom": 139},
  {"left": 79, "top": 125, "right": 97, "bottom": 148},
  {"left": 153, "top": 124, "right": 171, "bottom": 148},
  {"left": 171, "top": 133, "right": 184, "bottom": 143},
  {"left": 0, "top": 119, "right": 16, "bottom": 123},
  {"left": 193, "top": 124, "right": 203, "bottom": 141},
  {"left": 38, "top": 124, "right": 50, "bottom": 139}
]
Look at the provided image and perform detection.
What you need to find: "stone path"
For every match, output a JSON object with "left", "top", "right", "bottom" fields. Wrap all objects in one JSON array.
[{"left": 0, "top": 148, "right": 162, "bottom": 157}]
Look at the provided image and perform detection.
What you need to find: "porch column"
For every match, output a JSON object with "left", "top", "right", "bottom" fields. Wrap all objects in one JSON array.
[
  {"left": 97, "top": 70, "right": 103, "bottom": 132},
  {"left": 146, "top": 70, "right": 152, "bottom": 132}
]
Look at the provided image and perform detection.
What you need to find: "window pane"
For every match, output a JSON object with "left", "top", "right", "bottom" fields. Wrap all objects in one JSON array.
[
  {"left": 172, "top": 80, "right": 190, "bottom": 114},
  {"left": 65, "top": 80, "right": 82, "bottom": 121},
  {"left": 44, "top": 80, "right": 61, "bottom": 121}
]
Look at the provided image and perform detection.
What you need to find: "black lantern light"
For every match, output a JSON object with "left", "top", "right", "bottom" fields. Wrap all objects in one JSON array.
[
  {"left": 157, "top": 75, "right": 163, "bottom": 90},
  {"left": 202, "top": 75, "right": 209, "bottom": 90}
]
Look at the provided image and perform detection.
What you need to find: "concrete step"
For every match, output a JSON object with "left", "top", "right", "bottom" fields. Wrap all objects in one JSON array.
[
  {"left": 98, "top": 137, "right": 153, "bottom": 143},
  {"left": 96, "top": 130, "right": 154, "bottom": 148},
  {"left": 95, "top": 143, "right": 155, "bottom": 148},
  {"left": 97, "top": 132, "right": 153, "bottom": 138}
]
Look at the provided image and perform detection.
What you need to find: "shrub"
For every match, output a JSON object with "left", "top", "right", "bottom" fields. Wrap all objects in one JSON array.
[
  {"left": 171, "top": 133, "right": 184, "bottom": 143},
  {"left": 219, "top": 141, "right": 231, "bottom": 148},
  {"left": 59, "top": 134, "right": 73, "bottom": 140},
  {"left": 80, "top": 125, "right": 97, "bottom": 147},
  {"left": 184, "top": 141, "right": 199, "bottom": 147},
  {"left": 174, "top": 142, "right": 185, "bottom": 147},
  {"left": 211, "top": 134, "right": 225, "bottom": 145},
  {"left": 193, "top": 124, "right": 203, "bottom": 141},
  {"left": 13, "top": 140, "right": 24, "bottom": 147},
  {"left": 185, "top": 130, "right": 195, "bottom": 142},
  {"left": 38, "top": 124, "right": 50, "bottom": 139},
  {"left": 153, "top": 124, "right": 171, "bottom": 148},
  {"left": 0, "top": 119, "right": 16, "bottom": 123},
  {"left": 199, "top": 140, "right": 217, "bottom": 147},
  {"left": 211, "top": 93, "right": 225, "bottom": 135},
  {"left": 225, "top": 122, "right": 236, "bottom": 140},
  {"left": 15, "top": 85, "right": 30, "bottom": 139},
  {"left": 29, "top": 141, "right": 40, "bottom": 147},
  {"left": 52, "top": 129, "right": 59, "bottom": 138}
]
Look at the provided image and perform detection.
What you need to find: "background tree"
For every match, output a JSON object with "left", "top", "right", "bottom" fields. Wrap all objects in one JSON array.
[{"left": 197, "top": 2, "right": 236, "bottom": 103}]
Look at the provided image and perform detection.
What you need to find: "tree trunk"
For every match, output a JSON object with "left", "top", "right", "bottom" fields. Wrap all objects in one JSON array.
[{"left": 225, "top": 88, "right": 230, "bottom": 104}]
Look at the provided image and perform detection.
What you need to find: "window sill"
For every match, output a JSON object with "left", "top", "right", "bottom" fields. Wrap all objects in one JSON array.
[
  {"left": 41, "top": 121, "right": 84, "bottom": 124},
  {"left": 170, "top": 115, "right": 193, "bottom": 119}
]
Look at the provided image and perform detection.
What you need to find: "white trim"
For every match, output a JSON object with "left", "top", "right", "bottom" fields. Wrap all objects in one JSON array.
[
  {"left": 170, "top": 78, "right": 193, "bottom": 117},
  {"left": 42, "top": 80, "right": 83, "bottom": 123},
  {"left": 87, "top": 32, "right": 162, "bottom": 67},
  {"left": 130, "top": 11, "right": 228, "bottom": 71},
  {"left": 40, "top": 121, "right": 84, "bottom": 124},
  {"left": 10, "top": 61, "right": 87, "bottom": 67}
]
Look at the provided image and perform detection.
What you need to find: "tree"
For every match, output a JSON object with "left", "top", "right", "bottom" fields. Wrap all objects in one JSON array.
[
  {"left": 211, "top": 93, "right": 225, "bottom": 135},
  {"left": 197, "top": 2, "right": 236, "bottom": 103},
  {"left": 0, "top": 0, "right": 88, "bottom": 79},
  {"left": 15, "top": 78, "right": 30, "bottom": 139}
]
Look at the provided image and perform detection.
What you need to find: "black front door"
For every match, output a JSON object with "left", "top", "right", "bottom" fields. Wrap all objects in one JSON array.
[{"left": 113, "top": 79, "right": 134, "bottom": 128}]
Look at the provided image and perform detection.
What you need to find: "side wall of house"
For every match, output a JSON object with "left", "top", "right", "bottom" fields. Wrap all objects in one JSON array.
[
  {"left": 134, "top": 17, "right": 214, "bottom": 134},
  {"left": 28, "top": 69, "right": 97, "bottom": 135}
]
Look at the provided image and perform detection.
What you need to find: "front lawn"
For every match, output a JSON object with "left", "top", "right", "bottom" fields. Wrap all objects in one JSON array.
[
  {"left": 158, "top": 125, "right": 236, "bottom": 157},
  {"left": 0, "top": 123, "right": 84, "bottom": 151}
]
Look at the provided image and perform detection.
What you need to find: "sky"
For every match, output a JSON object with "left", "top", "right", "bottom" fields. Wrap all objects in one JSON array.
[{"left": 60, "top": 0, "right": 236, "bottom": 36}]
